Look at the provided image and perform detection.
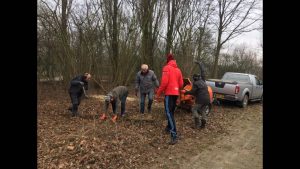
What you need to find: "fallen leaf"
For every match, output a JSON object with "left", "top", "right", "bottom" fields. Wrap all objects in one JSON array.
[{"left": 67, "top": 145, "right": 75, "bottom": 150}]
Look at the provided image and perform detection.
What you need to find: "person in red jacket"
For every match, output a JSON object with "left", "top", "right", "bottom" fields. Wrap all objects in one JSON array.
[{"left": 155, "top": 53, "right": 184, "bottom": 145}]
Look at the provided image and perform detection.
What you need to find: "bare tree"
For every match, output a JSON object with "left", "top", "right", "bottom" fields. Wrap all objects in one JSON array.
[
  {"left": 211, "top": 0, "right": 262, "bottom": 78},
  {"left": 132, "top": 0, "right": 164, "bottom": 67},
  {"left": 218, "top": 44, "right": 262, "bottom": 78},
  {"left": 70, "top": 0, "right": 106, "bottom": 80},
  {"left": 38, "top": 0, "right": 76, "bottom": 84},
  {"left": 171, "top": 0, "right": 214, "bottom": 77},
  {"left": 165, "top": 0, "right": 183, "bottom": 54},
  {"left": 188, "top": 0, "right": 215, "bottom": 76},
  {"left": 37, "top": 0, "right": 262, "bottom": 91},
  {"left": 99, "top": 0, "right": 122, "bottom": 83}
]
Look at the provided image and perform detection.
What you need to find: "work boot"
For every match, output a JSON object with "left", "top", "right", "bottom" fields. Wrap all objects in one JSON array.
[
  {"left": 201, "top": 119, "right": 206, "bottom": 128},
  {"left": 72, "top": 112, "right": 80, "bottom": 117},
  {"left": 120, "top": 112, "right": 125, "bottom": 117},
  {"left": 168, "top": 138, "right": 178, "bottom": 145},
  {"left": 111, "top": 115, "right": 118, "bottom": 123},
  {"left": 193, "top": 118, "right": 201, "bottom": 129},
  {"left": 100, "top": 113, "right": 107, "bottom": 120},
  {"left": 71, "top": 104, "right": 79, "bottom": 117}
]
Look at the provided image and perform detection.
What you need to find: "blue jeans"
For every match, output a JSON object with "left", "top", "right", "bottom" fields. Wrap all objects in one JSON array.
[
  {"left": 140, "top": 90, "right": 154, "bottom": 113},
  {"left": 164, "top": 95, "right": 178, "bottom": 140}
]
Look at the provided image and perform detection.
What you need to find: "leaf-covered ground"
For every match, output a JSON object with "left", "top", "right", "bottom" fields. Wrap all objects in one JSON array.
[{"left": 38, "top": 82, "right": 262, "bottom": 169}]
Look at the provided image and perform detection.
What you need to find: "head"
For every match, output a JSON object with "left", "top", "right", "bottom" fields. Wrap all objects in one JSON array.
[
  {"left": 166, "top": 53, "right": 174, "bottom": 63},
  {"left": 141, "top": 64, "right": 149, "bottom": 74},
  {"left": 192, "top": 74, "right": 201, "bottom": 81},
  {"left": 84, "top": 73, "right": 92, "bottom": 81},
  {"left": 104, "top": 93, "right": 114, "bottom": 103}
]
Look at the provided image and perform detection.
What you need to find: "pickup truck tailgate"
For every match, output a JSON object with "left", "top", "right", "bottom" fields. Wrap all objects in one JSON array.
[{"left": 206, "top": 79, "right": 238, "bottom": 100}]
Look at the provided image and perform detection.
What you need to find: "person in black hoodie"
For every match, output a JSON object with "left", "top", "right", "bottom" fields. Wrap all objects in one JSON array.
[
  {"left": 68, "top": 73, "right": 91, "bottom": 117},
  {"left": 183, "top": 72, "right": 210, "bottom": 129}
]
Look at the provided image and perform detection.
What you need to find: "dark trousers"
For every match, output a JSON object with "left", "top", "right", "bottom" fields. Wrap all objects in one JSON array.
[
  {"left": 69, "top": 92, "right": 82, "bottom": 115},
  {"left": 164, "top": 95, "right": 178, "bottom": 140},
  {"left": 192, "top": 103, "right": 207, "bottom": 127}
]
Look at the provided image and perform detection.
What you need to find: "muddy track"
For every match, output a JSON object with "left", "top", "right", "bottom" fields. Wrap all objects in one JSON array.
[{"left": 180, "top": 104, "right": 262, "bottom": 169}]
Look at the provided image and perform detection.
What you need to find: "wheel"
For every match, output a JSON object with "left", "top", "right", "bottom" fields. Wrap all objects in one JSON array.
[
  {"left": 239, "top": 95, "right": 249, "bottom": 108},
  {"left": 203, "top": 104, "right": 211, "bottom": 116}
]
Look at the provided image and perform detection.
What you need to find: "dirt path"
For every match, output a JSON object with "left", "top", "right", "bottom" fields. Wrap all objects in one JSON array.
[{"left": 180, "top": 104, "right": 263, "bottom": 169}]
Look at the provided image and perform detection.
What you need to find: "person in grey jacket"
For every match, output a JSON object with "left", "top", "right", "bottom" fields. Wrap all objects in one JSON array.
[
  {"left": 102, "top": 86, "right": 129, "bottom": 122},
  {"left": 135, "top": 64, "right": 159, "bottom": 114}
]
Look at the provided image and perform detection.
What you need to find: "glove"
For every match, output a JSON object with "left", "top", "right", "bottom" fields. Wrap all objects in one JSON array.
[
  {"left": 79, "top": 82, "right": 84, "bottom": 86},
  {"left": 181, "top": 89, "right": 187, "bottom": 95}
]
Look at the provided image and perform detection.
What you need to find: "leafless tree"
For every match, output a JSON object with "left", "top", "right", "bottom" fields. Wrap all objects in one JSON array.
[
  {"left": 37, "top": 0, "right": 262, "bottom": 90},
  {"left": 129, "top": 0, "right": 164, "bottom": 67},
  {"left": 211, "top": 0, "right": 262, "bottom": 78},
  {"left": 218, "top": 44, "right": 262, "bottom": 78}
]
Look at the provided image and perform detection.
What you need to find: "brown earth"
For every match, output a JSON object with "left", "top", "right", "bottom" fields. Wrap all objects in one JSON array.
[{"left": 38, "top": 83, "right": 262, "bottom": 169}]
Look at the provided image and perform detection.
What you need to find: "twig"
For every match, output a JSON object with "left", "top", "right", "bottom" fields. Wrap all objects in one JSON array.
[{"left": 91, "top": 78, "right": 108, "bottom": 93}]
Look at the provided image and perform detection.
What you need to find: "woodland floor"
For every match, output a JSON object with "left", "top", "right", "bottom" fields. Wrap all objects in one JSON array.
[{"left": 38, "top": 82, "right": 262, "bottom": 169}]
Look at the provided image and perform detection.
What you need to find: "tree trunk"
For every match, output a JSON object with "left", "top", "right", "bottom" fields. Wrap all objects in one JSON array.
[
  {"left": 212, "top": 27, "right": 222, "bottom": 78},
  {"left": 165, "top": 0, "right": 176, "bottom": 54},
  {"left": 112, "top": 0, "right": 119, "bottom": 82}
]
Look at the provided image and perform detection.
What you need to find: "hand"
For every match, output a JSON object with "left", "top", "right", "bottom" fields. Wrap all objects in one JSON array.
[
  {"left": 154, "top": 88, "right": 158, "bottom": 94},
  {"left": 154, "top": 94, "right": 160, "bottom": 101}
]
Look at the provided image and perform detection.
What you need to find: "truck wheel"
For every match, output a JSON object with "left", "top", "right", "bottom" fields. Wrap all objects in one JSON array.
[
  {"left": 239, "top": 95, "right": 249, "bottom": 108},
  {"left": 204, "top": 104, "right": 211, "bottom": 116}
]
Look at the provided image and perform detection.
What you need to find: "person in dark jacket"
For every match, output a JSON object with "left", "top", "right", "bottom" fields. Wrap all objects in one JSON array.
[
  {"left": 183, "top": 73, "right": 210, "bottom": 129},
  {"left": 195, "top": 60, "right": 216, "bottom": 105},
  {"left": 101, "top": 86, "right": 129, "bottom": 123},
  {"left": 68, "top": 73, "right": 91, "bottom": 117},
  {"left": 155, "top": 53, "right": 184, "bottom": 145},
  {"left": 135, "top": 64, "right": 159, "bottom": 114}
]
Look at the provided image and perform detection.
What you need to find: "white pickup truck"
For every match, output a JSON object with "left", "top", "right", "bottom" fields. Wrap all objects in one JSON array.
[{"left": 206, "top": 72, "right": 263, "bottom": 108}]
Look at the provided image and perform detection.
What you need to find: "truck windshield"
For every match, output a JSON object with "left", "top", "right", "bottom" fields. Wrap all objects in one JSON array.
[{"left": 222, "top": 73, "right": 250, "bottom": 83}]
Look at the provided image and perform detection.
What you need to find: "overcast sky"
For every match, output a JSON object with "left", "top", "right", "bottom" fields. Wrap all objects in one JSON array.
[
  {"left": 40, "top": 0, "right": 263, "bottom": 60},
  {"left": 225, "top": 29, "right": 263, "bottom": 60}
]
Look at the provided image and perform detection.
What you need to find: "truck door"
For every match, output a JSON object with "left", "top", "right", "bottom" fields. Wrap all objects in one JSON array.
[{"left": 253, "top": 76, "right": 263, "bottom": 99}]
